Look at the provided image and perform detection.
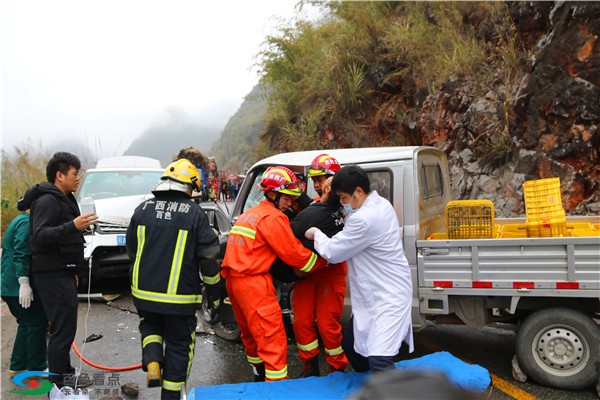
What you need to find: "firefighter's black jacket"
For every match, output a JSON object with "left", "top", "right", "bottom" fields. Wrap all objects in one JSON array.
[{"left": 126, "top": 191, "right": 220, "bottom": 316}]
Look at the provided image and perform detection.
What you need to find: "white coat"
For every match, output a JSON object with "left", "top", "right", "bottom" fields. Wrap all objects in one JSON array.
[{"left": 313, "top": 191, "right": 414, "bottom": 357}]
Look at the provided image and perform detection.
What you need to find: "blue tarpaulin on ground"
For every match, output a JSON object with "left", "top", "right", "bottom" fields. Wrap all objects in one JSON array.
[{"left": 188, "top": 351, "right": 491, "bottom": 400}]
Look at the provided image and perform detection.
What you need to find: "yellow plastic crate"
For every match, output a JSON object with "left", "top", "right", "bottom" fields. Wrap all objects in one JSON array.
[
  {"left": 570, "top": 229, "right": 600, "bottom": 237},
  {"left": 446, "top": 200, "right": 495, "bottom": 239},
  {"left": 499, "top": 223, "right": 527, "bottom": 233},
  {"left": 426, "top": 233, "right": 448, "bottom": 240},
  {"left": 523, "top": 178, "right": 566, "bottom": 237},
  {"left": 499, "top": 231, "right": 528, "bottom": 239}
]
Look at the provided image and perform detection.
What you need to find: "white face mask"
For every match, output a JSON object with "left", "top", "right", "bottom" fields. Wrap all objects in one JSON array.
[{"left": 342, "top": 191, "right": 358, "bottom": 214}]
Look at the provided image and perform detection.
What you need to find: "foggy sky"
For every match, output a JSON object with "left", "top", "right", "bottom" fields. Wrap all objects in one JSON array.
[{"left": 1, "top": 0, "right": 312, "bottom": 157}]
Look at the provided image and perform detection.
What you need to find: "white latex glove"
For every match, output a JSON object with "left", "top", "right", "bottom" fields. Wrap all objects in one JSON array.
[
  {"left": 305, "top": 227, "right": 321, "bottom": 240},
  {"left": 18, "top": 277, "right": 33, "bottom": 309}
]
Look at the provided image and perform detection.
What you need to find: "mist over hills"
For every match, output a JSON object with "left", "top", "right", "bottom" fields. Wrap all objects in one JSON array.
[{"left": 123, "top": 107, "right": 222, "bottom": 167}]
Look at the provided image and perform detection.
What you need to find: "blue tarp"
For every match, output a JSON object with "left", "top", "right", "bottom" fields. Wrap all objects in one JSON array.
[{"left": 188, "top": 351, "right": 491, "bottom": 400}]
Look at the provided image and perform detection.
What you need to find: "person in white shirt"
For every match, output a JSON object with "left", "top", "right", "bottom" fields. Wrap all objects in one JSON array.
[{"left": 305, "top": 165, "right": 413, "bottom": 372}]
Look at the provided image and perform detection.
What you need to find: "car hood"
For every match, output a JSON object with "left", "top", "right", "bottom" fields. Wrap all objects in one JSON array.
[{"left": 93, "top": 194, "right": 153, "bottom": 225}]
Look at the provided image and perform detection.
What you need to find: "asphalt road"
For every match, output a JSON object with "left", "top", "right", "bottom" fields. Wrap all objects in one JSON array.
[{"left": 2, "top": 280, "right": 598, "bottom": 400}]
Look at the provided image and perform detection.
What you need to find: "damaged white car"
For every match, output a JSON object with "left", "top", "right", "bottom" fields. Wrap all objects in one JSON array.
[{"left": 76, "top": 156, "right": 164, "bottom": 286}]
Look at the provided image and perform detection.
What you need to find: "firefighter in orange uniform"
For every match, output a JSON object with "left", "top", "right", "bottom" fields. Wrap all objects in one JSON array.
[
  {"left": 221, "top": 166, "right": 326, "bottom": 382},
  {"left": 293, "top": 155, "right": 348, "bottom": 377}
]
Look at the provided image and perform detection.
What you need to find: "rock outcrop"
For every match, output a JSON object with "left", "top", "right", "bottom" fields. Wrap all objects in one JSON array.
[{"left": 409, "top": 1, "right": 599, "bottom": 216}]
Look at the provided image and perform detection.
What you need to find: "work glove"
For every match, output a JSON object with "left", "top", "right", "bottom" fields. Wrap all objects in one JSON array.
[
  {"left": 18, "top": 277, "right": 33, "bottom": 309},
  {"left": 305, "top": 227, "right": 321, "bottom": 240},
  {"left": 203, "top": 296, "right": 221, "bottom": 325}
]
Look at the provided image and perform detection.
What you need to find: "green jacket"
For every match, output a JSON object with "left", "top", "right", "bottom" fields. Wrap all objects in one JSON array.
[{"left": 1, "top": 213, "right": 32, "bottom": 297}]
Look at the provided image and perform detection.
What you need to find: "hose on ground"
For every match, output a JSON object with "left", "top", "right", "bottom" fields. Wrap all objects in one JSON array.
[{"left": 72, "top": 341, "right": 142, "bottom": 371}]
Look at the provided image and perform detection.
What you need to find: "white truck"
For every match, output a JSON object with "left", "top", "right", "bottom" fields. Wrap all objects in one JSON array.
[
  {"left": 76, "top": 156, "right": 164, "bottom": 284},
  {"left": 228, "top": 146, "right": 600, "bottom": 391}
]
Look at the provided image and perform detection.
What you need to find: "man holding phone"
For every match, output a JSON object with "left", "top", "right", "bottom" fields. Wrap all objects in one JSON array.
[{"left": 20, "top": 152, "right": 97, "bottom": 388}]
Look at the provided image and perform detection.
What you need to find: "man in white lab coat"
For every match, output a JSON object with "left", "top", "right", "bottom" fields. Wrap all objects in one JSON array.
[{"left": 305, "top": 165, "right": 413, "bottom": 372}]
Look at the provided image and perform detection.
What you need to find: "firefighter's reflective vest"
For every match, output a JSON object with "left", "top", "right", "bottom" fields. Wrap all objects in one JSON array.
[{"left": 126, "top": 192, "right": 220, "bottom": 315}]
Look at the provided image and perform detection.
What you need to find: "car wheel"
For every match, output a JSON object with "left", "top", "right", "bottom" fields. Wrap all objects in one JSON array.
[
  {"left": 214, "top": 322, "right": 241, "bottom": 342},
  {"left": 516, "top": 307, "right": 600, "bottom": 390}
]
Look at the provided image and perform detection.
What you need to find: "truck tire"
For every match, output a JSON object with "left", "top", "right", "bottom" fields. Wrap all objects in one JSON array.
[
  {"left": 516, "top": 307, "right": 600, "bottom": 390},
  {"left": 213, "top": 322, "right": 241, "bottom": 342}
]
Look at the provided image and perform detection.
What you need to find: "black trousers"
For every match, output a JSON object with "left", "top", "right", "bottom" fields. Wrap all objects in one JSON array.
[
  {"left": 341, "top": 316, "right": 397, "bottom": 373},
  {"left": 138, "top": 310, "right": 196, "bottom": 400},
  {"left": 35, "top": 275, "right": 78, "bottom": 385}
]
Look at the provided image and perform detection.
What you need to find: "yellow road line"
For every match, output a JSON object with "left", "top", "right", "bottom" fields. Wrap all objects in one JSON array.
[
  {"left": 415, "top": 334, "right": 538, "bottom": 400},
  {"left": 490, "top": 373, "right": 538, "bottom": 400}
]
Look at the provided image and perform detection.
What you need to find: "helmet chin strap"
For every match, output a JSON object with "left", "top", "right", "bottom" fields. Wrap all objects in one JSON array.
[{"left": 265, "top": 191, "right": 282, "bottom": 210}]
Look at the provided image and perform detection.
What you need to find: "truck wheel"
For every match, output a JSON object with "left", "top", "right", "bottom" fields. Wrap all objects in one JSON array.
[
  {"left": 214, "top": 322, "right": 241, "bottom": 342},
  {"left": 516, "top": 307, "right": 600, "bottom": 390}
]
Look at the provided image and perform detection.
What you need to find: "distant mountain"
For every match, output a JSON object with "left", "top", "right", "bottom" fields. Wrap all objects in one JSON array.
[
  {"left": 123, "top": 107, "right": 221, "bottom": 167},
  {"left": 210, "top": 85, "right": 268, "bottom": 175}
]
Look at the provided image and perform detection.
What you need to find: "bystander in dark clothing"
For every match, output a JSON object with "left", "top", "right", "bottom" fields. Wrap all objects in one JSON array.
[
  {"left": 1, "top": 206, "right": 48, "bottom": 377},
  {"left": 20, "top": 152, "right": 97, "bottom": 387},
  {"left": 221, "top": 181, "right": 228, "bottom": 201}
]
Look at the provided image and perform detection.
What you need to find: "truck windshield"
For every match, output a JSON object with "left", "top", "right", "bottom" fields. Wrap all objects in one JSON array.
[{"left": 77, "top": 171, "right": 164, "bottom": 200}]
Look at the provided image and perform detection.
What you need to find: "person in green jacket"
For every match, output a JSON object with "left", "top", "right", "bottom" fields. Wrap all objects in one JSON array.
[{"left": 1, "top": 201, "right": 48, "bottom": 377}]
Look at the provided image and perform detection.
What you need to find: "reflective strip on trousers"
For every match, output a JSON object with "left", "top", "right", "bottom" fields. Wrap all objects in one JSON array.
[
  {"left": 163, "top": 379, "right": 185, "bottom": 392},
  {"left": 297, "top": 339, "right": 319, "bottom": 352},
  {"left": 231, "top": 226, "right": 256, "bottom": 239},
  {"left": 186, "top": 330, "right": 196, "bottom": 380},
  {"left": 265, "top": 365, "right": 288, "bottom": 380},
  {"left": 325, "top": 346, "right": 344, "bottom": 356},
  {"left": 142, "top": 334, "right": 163, "bottom": 348},
  {"left": 247, "top": 355, "right": 263, "bottom": 365}
]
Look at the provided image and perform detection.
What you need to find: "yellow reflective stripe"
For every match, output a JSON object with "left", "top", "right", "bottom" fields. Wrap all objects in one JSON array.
[
  {"left": 265, "top": 365, "right": 288, "bottom": 380},
  {"left": 142, "top": 334, "right": 163, "bottom": 348},
  {"left": 202, "top": 272, "right": 221, "bottom": 285},
  {"left": 162, "top": 380, "right": 185, "bottom": 391},
  {"left": 186, "top": 330, "right": 195, "bottom": 379},
  {"left": 231, "top": 226, "right": 256, "bottom": 239},
  {"left": 132, "top": 286, "right": 202, "bottom": 304},
  {"left": 247, "top": 355, "right": 263, "bottom": 365},
  {"left": 325, "top": 346, "right": 344, "bottom": 356},
  {"left": 299, "top": 252, "right": 318, "bottom": 272},
  {"left": 297, "top": 339, "right": 319, "bottom": 352},
  {"left": 132, "top": 225, "right": 146, "bottom": 288},
  {"left": 167, "top": 229, "right": 188, "bottom": 294}
]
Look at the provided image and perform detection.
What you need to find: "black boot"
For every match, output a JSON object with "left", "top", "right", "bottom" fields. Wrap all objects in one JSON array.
[
  {"left": 300, "top": 357, "right": 320, "bottom": 378},
  {"left": 253, "top": 363, "right": 265, "bottom": 382}
]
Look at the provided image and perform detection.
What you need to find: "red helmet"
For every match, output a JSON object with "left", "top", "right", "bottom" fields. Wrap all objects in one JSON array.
[
  {"left": 259, "top": 166, "right": 302, "bottom": 196},
  {"left": 307, "top": 154, "right": 341, "bottom": 178}
]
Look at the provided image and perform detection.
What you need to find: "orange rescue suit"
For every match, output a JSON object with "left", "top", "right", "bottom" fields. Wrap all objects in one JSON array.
[
  {"left": 222, "top": 199, "right": 325, "bottom": 381},
  {"left": 293, "top": 262, "right": 348, "bottom": 371}
]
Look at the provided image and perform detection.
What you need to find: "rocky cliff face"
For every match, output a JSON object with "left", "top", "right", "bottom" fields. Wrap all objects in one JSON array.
[{"left": 406, "top": 1, "right": 599, "bottom": 217}]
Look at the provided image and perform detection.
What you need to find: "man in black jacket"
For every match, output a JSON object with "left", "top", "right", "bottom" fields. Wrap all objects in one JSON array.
[
  {"left": 21, "top": 152, "right": 97, "bottom": 387},
  {"left": 126, "top": 159, "right": 221, "bottom": 400}
]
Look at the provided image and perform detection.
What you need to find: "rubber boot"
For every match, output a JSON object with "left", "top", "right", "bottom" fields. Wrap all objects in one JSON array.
[
  {"left": 253, "top": 363, "right": 266, "bottom": 382},
  {"left": 300, "top": 357, "right": 320, "bottom": 378},
  {"left": 147, "top": 361, "right": 162, "bottom": 387}
]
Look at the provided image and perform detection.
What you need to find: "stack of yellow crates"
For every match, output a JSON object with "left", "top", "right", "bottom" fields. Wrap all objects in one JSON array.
[
  {"left": 446, "top": 199, "right": 495, "bottom": 239},
  {"left": 523, "top": 177, "right": 566, "bottom": 237}
]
